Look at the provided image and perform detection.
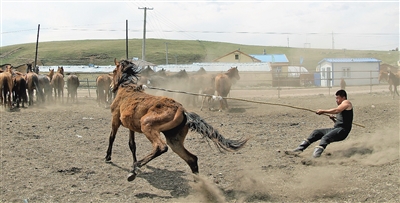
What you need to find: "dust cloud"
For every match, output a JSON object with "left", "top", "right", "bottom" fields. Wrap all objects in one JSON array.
[{"left": 330, "top": 126, "right": 399, "bottom": 166}]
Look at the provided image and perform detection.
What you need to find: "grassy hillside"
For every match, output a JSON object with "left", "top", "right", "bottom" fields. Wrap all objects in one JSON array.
[{"left": 1, "top": 38, "right": 398, "bottom": 72}]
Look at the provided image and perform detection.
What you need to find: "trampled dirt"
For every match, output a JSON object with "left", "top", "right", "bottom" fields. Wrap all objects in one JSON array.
[{"left": 1, "top": 85, "right": 399, "bottom": 203}]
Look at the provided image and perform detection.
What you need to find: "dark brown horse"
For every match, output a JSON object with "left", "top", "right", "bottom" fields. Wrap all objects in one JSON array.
[
  {"left": 388, "top": 70, "right": 400, "bottom": 99},
  {"left": 214, "top": 67, "right": 240, "bottom": 111},
  {"left": 0, "top": 65, "right": 14, "bottom": 109},
  {"left": 51, "top": 67, "right": 65, "bottom": 103},
  {"left": 105, "top": 59, "right": 248, "bottom": 182},
  {"left": 96, "top": 73, "right": 113, "bottom": 107},
  {"left": 67, "top": 74, "right": 80, "bottom": 103}
]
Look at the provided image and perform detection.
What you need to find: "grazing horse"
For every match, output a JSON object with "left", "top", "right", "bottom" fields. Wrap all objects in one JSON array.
[
  {"left": 388, "top": 70, "right": 400, "bottom": 99},
  {"left": 96, "top": 73, "right": 113, "bottom": 106},
  {"left": 214, "top": 67, "right": 240, "bottom": 111},
  {"left": 105, "top": 59, "right": 248, "bottom": 182},
  {"left": 67, "top": 74, "right": 80, "bottom": 103},
  {"left": 25, "top": 64, "right": 43, "bottom": 106},
  {"left": 0, "top": 65, "right": 14, "bottom": 109},
  {"left": 51, "top": 67, "right": 65, "bottom": 103}
]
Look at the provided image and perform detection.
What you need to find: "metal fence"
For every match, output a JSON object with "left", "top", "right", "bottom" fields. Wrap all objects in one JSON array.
[{"left": 64, "top": 70, "right": 390, "bottom": 99}]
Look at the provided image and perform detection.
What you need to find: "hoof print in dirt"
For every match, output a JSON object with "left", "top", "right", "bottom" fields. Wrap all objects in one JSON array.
[
  {"left": 301, "top": 159, "right": 314, "bottom": 166},
  {"left": 58, "top": 167, "right": 81, "bottom": 175}
]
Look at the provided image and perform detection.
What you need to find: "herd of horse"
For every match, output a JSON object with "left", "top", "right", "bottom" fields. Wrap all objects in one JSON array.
[
  {"left": 2, "top": 58, "right": 399, "bottom": 182},
  {"left": 0, "top": 64, "right": 80, "bottom": 109},
  {"left": 1, "top": 60, "right": 240, "bottom": 112},
  {"left": 94, "top": 62, "right": 240, "bottom": 112}
]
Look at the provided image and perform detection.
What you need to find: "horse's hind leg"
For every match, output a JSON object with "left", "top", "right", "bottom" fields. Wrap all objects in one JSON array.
[
  {"left": 128, "top": 130, "right": 138, "bottom": 165},
  {"left": 128, "top": 129, "right": 168, "bottom": 181},
  {"left": 165, "top": 125, "right": 199, "bottom": 174}
]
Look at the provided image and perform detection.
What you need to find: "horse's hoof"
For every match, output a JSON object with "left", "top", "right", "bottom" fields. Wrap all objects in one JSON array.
[
  {"left": 105, "top": 157, "right": 112, "bottom": 163},
  {"left": 127, "top": 172, "right": 137, "bottom": 181}
]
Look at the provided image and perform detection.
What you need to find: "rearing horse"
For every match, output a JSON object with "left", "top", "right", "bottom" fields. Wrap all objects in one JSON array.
[
  {"left": 105, "top": 59, "right": 248, "bottom": 182},
  {"left": 214, "top": 67, "right": 240, "bottom": 111}
]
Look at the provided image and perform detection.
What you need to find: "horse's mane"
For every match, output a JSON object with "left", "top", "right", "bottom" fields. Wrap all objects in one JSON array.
[{"left": 118, "top": 60, "right": 141, "bottom": 87}]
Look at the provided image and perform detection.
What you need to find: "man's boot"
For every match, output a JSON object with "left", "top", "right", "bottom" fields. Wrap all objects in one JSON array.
[
  {"left": 293, "top": 139, "right": 310, "bottom": 152},
  {"left": 313, "top": 146, "right": 325, "bottom": 158}
]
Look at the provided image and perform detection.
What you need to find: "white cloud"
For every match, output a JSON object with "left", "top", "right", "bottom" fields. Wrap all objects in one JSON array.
[{"left": 1, "top": 1, "right": 398, "bottom": 51}]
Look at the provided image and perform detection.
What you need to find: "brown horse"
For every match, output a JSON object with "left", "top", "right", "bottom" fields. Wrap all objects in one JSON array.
[
  {"left": 67, "top": 74, "right": 80, "bottom": 103},
  {"left": 214, "top": 67, "right": 240, "bottom": 111},
  {"left": 105, "top": 59, "right": 248, "bottom": 182},
  {"left": 186, "top": 69, "right": 216, "bottom": 108},
  {"left": 380, "top": 69, "right": 400, "bottom": 96},
  {"left": 25, "top": 64, "right": 44, "bottom": 106},
  {"left": 96, "top": 73, "right": 113, "bottom": 106},
  {"left": 388, "top": 70, "right": 400, "bottom": 99},
  {"left": 200, "top": 85, "right": 216, "bottom": 111},
  {"left": 0, "top": 65, "right": 14, "bottom": 109},
  {"left": 51, "top": 67, "right": 65, "bottom": 103},
  {"left": 8, "top": 67, "right": 28, "bottom": 108}
]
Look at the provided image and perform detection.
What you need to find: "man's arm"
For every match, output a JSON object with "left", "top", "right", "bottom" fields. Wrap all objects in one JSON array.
[{"left": 316, "top": 100, "right": 351, "bottom": 115}]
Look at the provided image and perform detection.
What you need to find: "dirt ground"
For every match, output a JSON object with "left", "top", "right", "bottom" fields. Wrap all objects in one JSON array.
[{"left": 1, "top": 84, "right": 399, "bottom": 203}]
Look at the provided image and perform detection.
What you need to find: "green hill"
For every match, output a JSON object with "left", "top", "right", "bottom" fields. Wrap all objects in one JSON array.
[{"left": 1, "top": 38, "right": 398, "bottom": 72}]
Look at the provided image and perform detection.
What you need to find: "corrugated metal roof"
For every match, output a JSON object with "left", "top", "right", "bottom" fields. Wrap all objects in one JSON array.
[
  {"left": 318, "top": 58, "right": 381, "bottom": 64},
  {"left": 250, "top": 54, "right": 289, "bottom": 63}
]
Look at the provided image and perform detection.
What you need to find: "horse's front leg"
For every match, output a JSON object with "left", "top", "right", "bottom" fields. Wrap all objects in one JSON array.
[{"left": 105, "top": 118, "right": 121, "bottom": 162}]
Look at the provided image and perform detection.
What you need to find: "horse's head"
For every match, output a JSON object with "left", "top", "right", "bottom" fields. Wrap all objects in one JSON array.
[
  {"left": 111, "top": 58, "right": 140, "bottom": 92},
  {"left": 5, "top": 65, "right": 13, "bottom": 73},
  {"left": 57, "top": 66, "right": 64, "bottom": 76},
  {"left": 228, "top": 67, "right": 240, "bottom": 80}
]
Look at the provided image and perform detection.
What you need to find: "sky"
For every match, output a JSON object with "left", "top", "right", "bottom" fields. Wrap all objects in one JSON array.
[{"left": 1, "top": 0, "right": 399, "bottom": 51}]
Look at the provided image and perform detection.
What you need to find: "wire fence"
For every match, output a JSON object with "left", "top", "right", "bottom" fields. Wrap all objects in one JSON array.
[{"left": 67, "top": 70, "right": 391, "bottom": 99}]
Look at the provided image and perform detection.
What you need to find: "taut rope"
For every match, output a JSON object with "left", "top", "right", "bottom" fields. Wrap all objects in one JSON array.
[{"left": 143, "top": 85, "right": 365, "bottom": 128}]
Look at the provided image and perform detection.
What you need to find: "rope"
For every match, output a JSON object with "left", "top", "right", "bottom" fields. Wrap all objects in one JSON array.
[{"left": 143, "top": 85, "right": 365, "bottom": 128}]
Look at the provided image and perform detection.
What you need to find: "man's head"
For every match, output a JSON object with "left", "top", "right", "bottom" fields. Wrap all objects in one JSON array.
[{"left": 335, "top": 90, "right": 347, "bottom": 105}]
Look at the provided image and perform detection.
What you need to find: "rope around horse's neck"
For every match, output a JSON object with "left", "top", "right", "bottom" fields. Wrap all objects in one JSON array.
[{"left": 144, "top": 85, "right": 365, "bottom": 128}]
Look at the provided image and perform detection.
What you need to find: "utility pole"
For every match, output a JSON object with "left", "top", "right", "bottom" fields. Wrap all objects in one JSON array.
[
  {"left": 332, "top": 31, "right": 334, "bottom": 49},
  {"left": 165, "top": 42, "right": 169, "bottom": 65},
  {"left": 139, "top": 7, "right": 153, "bottom": 62},
  {"left": 287, "top": 36, "right": 289, "bottom": 47},
  {"left": 34, "top": 24, "right": 40, "bottom": 68},
  {"left": 126, "top": 20, "right": 129, "bottom": 60}
]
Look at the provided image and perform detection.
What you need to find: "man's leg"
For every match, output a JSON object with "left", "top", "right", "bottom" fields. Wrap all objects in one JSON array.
[
  {"left": 293, "top": 128, "right": 331, "bottom": 152},
  {"left": 313, "top": 128, "right": 349, "bottom": 158}
]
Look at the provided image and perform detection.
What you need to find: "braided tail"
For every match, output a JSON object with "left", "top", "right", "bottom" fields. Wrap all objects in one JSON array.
[{"left": 185, "top": 112, "right": 249, "bottom": 151}]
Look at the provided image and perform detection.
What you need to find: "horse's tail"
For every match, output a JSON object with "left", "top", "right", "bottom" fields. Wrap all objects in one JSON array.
[{"left": 185, "top": 111, "right": 249, "bottom": 151}]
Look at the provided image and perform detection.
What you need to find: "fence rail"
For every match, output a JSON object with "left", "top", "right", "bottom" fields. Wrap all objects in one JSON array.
[{"left": 58, "top": 70, "right": 390, "bottom": 99}]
